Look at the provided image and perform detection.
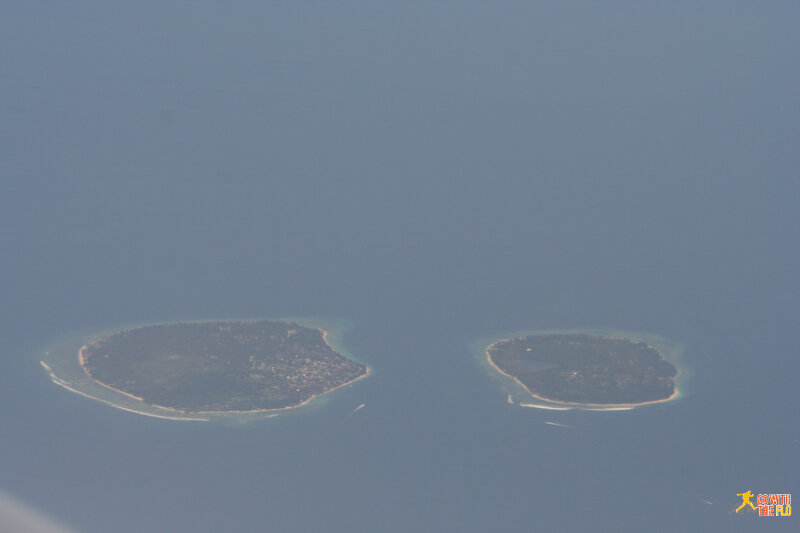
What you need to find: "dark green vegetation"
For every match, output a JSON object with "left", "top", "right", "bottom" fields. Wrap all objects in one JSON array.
[
  {"left": 488, "top": 334, "right": 677, "bottom": 405},
  {"left": 81, "top": 321, "right": 367, "bottom": 412}
]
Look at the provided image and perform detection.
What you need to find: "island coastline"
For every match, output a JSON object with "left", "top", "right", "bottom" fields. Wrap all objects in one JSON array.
[
  {"left": 484, "top": 332, "right": 681, "bottom": 409},
  {"left": 77, "top": 324, "right": 371, "bottom": 416}
]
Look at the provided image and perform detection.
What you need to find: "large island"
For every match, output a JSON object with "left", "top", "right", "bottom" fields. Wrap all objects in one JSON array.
[
  {"left": 487, "top": 333, "right": 678, "bottom": 407},
  {"left": 79, "top": 321, "right": 368, "bottom": 413}
]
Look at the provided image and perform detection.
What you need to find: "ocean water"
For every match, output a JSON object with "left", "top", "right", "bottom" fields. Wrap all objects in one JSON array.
[{"left": 1, "top": 2, "right": 797, "bottom": 532}]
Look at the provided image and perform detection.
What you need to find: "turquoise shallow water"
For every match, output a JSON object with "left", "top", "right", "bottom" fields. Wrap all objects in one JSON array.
[
  {"left": 473, "top": 328, "right": 688, "bottom": 410},
  {"left": 14, "top": 309, "right": 793, "bottom": 532},
  {"left": 38, "top": 318, "right": 369, "bottom": 424},
  {"left": 1, "top": 2, "right": 797, "bottom": 532}
]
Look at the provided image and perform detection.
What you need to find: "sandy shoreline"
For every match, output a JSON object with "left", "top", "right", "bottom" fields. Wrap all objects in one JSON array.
[
  {"left": 77, "top": 326, "right": 371, "bottom": 418},
  {"left": 45, "top": 369, "right": 209, "bottom": 421},
  {"left": 485, "top": 340, "right": 681, "bottom": 409}
]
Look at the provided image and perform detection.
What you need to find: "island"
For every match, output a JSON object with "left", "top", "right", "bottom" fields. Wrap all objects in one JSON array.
[
  {"left": 78, "top": 321, "right": 368, "bottom": 413},
  {"left": 486, "top": 333, "right": 678, "bottom": 406}
]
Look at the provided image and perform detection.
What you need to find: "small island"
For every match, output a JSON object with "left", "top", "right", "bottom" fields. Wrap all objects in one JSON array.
[
  {"left": 487, "top": 333, "right": 678, "bottom": 406},
  {"left": 79, "top": 321, "right": 368, "bottom": 413}
]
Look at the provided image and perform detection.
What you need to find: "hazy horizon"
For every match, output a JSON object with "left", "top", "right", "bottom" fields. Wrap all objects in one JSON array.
[{"left": 2, "top": 2, "right": 797, "bottom": 532}]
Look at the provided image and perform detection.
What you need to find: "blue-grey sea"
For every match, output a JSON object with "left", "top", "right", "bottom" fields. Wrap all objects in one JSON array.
[{"left": 1, "top": 2, "right": 797, "bottom": 532}]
